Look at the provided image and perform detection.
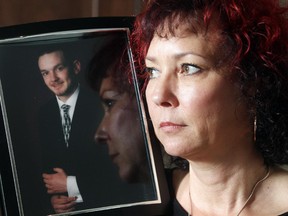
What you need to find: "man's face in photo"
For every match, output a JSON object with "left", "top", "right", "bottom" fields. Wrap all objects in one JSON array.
[{"left": 38, "top": 50, "right": 79, "bottom": 101}]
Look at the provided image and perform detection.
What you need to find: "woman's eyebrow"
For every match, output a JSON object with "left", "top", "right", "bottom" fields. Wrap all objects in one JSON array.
[{"left": 146, "top": 51, "right": 206, "bottom": 62}]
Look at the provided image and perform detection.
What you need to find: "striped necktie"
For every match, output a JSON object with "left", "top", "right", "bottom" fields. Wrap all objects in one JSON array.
[{"left": 61, "top": 104, "right": 71, "bottom": 147}]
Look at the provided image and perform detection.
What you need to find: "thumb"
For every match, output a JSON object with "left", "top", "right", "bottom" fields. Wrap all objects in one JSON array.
[{"left": 53, "top": 167, "right": 64, "bottom": 173}]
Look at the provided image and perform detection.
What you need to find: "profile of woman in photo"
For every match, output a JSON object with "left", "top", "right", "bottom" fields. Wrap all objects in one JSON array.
[{"left": 89, "top": 34, "right": 152, "bottom": 185}]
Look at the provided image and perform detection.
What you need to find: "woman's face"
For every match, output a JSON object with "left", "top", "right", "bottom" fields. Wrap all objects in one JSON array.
[
  {"left": 145, "top": 27, "right": 251, "bottom": 161},
  {"left": 95, "top": 76, "right": 148, "bottom": 183}
]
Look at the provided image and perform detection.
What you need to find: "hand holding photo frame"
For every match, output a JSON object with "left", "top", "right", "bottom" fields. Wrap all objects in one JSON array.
[{"left": 0, "top": 17, "right": 169, "bottom": 216}]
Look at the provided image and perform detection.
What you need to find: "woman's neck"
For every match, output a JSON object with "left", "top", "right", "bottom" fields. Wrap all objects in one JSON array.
[{"left": 177, "top": 150, "right": 268, "bottom": 215}]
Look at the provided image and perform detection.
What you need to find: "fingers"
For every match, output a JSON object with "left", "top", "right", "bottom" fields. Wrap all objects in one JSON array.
[
  {"left": 42, "top": 169, "right": 68, "bottom": 194},
  {"left": 51, "top": 195, "right": 76, "bottom": 204},
  {"left": 42, "top": 173, "right": 50, "bottom": 179},
  {"left": 43, "top": 177, "right": 50, "bottom": 185},
  {"left": 46, "top": 185, "right": 64, "bottom": 194},
  {"left": 43, "top": 176, "right": 53, "bottom": 190},
  {"left": 51, "top": 195, "right": 76, "bottom": 213},
  {"left": 47, "top": 188, "right": 55, "bottom": 194}
]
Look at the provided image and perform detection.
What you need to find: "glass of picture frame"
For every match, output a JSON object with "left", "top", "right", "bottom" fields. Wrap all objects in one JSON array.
[{"left": 0, "top": 17, "right": 169, "bottom": 216}]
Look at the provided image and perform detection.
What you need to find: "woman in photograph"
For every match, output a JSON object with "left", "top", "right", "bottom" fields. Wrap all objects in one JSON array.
[
  {"left": 132, "top": 0, "right": 288, "bottom": 215},
  {"left": 89, "top": 35, "right": 153, "bottom": 185}
]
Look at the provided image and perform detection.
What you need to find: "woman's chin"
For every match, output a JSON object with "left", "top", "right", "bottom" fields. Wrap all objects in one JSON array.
[{"left": 119, "top": 168, "right": 138, "bottom": 183}]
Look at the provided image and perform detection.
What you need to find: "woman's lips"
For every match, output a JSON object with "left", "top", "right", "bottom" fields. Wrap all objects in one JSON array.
[
  {"left": 159, "top": 121, "right": 186, "bottom": 132},
  {"left": 110, "top": 153, "right": 119, "bottom": 164}
]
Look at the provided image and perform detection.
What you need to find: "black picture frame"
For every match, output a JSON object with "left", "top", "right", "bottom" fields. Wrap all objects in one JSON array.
[{"left": 0, "top": 17, "right": 169, "bottom": 216}]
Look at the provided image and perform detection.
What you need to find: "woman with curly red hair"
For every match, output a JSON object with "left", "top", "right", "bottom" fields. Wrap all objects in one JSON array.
[{"left": 131, "top": 0, "right": 288, "bottom": 215}]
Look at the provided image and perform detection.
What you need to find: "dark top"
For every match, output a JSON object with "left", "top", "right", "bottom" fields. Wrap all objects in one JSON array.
[
  {"left": 165, "top": 168, "right": 187, "bottom": 216},
  {"left": 165, "top": 169, "right": 288, "bottom": 216}
]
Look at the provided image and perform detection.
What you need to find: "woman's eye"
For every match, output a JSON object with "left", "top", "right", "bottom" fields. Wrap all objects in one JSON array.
[
  {"left": 102, "top": 99, "right": 116, "bottom": 110},
  {"left": 145, "top": 67, "right": 160, "bottom": 79},
  {"left": 181, "top": 63, "right": 201, "bottom": 75}
]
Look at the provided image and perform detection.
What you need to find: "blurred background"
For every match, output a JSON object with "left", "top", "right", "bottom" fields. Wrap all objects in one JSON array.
[
  {"left": 0, "top": 0, "right": 287, "bottom": 27},
  {"left": 0, "top": 0, "right": 144, "bottom": 27}
]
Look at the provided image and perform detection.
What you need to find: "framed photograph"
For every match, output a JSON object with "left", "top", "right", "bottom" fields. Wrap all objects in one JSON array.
[{"left": 0, "top": 17, "right": 169, "bottom": 216}]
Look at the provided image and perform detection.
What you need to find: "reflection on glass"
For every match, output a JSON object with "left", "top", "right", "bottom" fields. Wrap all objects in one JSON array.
[{"left": 89, "top": 35, "right": 151, "bottom": 184}]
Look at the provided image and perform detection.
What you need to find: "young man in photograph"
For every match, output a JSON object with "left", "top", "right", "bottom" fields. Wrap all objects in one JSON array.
[{"left": 37, "top": 46, "right": 110, "bottom": 214}]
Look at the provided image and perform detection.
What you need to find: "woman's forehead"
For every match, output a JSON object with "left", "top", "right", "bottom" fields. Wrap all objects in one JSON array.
[{"left": 154, "top": 13, "right": 223, "bottom": 39}]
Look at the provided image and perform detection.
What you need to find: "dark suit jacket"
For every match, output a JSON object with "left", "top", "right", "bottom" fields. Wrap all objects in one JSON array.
[
  {"left": 39, "top": 87, "right": 99, "bottom": 176},
  {"left": 38, "top": 87, "right": 120, "bottom": 214}
]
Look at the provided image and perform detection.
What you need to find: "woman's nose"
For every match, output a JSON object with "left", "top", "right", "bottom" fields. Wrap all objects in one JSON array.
[
  {"left": 149, "top": 75, "right": 179, "bottom": 108},
  {"left": 94, "top": 121, "right": 108, "bottom": 144}
]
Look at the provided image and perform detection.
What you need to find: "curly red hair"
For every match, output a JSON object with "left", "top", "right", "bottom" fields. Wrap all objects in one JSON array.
[{"left": 132, "top": 0, "right": 288, "bottom": 73}]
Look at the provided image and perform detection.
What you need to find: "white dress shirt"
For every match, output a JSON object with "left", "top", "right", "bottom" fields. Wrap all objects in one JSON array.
[{"left": 56, "top": 86, "right": 83, "bottom": 203}]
